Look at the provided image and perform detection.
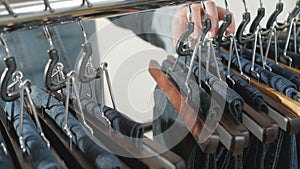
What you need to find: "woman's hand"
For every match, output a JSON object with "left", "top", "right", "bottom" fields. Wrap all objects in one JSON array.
[{"left": 172, "top": 1, "right": 235, "bottom": 45}]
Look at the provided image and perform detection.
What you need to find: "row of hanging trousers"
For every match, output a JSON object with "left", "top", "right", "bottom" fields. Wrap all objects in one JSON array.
[{"left": 152, "top": 48, "right": 300, "bottom": 169}]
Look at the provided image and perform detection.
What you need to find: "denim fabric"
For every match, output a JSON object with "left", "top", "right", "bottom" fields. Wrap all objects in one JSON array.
[
  {"left": 153, "top": 86, "right": 212, "bottom": 169},
  {"left": 240, "top": 47, "right": 300, "bottom": 91},
  {"left": 0, "top": 134, "right": 13, "bottom": 169},
  {"left": 177, "top": 56, "right": 244, "bottom": 119},
  {"left": 29, "top": 86, "right": 122, "bottom": 169},
  {"left": 263, "top": 131, "right": 298, "bottom": 169},
  {"left": 80, "top": 97, "right": 144, "bottom": 148},
  {"left": 220, "top": 51, "right": 298, "bottom": 100},
  {"left": 5, "top": 101, "right": 61, "bottom": 169},
  {"left": 153, "top": 60, "right": 222, "bottom": 169},
  {"left": 160, "top": 59, "right": 221, "bottom": 115},
  {"left": 223, "top": 67, "right": 268, "bottom": 113}
]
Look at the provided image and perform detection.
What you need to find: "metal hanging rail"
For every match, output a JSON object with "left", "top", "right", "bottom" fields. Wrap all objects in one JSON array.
[{"left": 0, "top": 0, "right": 188, "bottom": 32}]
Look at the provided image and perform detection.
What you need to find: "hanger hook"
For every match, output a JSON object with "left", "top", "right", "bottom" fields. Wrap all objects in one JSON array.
[
  {"left": 224, "top": 0, "right": 230, "bottom": 13},
  {"left": 242, "top": 0, "right": 248, "bottom": 13},
  {"left": 78, "top": 20, "right": 88, "bottom": 44},
  {"left": 42, "top": 25, "right": 54, "bottom": 50},
  {"left": 200, "top": 0, "right": 208, "bottom": 20},
  {"left": 259, "top": 0, "right": 263, "bottom": 8},
  {"left": 0, "top": 34, "right": 11, "bottom": 58},
  {"left": 187, "top": 3, "right": 192, "bottom": 22}
]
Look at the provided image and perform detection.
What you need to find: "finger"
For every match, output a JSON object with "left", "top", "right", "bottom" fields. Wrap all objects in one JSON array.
[
  {"left": 172, "top": 6, "right": 189, "bottom": 46},
  {"left": 217, "top": 6, "right": 236, "bottom": 35},
  {"left": 191, "top": 4, "right": 202, "bottom": 39},
  {"left": 204, "top": 1, "right": 219, "bottom": 37}
]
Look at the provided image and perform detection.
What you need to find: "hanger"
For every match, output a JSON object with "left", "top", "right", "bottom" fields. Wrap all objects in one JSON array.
[
  {"left": 150, "top": 3, "right": 220, "bottom": 151},
  {"left": 50, "top": 87, "right": 187, "bottom": 169},
  {"left": 236, "top": 0, "right": 254, "bottom": 45},
  {"left": 0, "top": 35, "right": 50, "bottom": 152},
  {"left": 149, "top": 60, "right": 219, "bottom": 154},
  {"left": 43, "top": 25, "right": 66, "bottom": 93},
  {"left": 266, "top": 1, "right": 284, "bottom": 30},
  {"left": 76, "top": 19, "right": 116, "bottom": 127},
  {"left": 2, "top": 0, "right": 17, "bottom": 17},
  {"left": 176, "top": 3, "right": 194, "bottom": 57},
  {"left": 249, "top": 0, "right": 265, "bottom": 33},
  {"left": 77, "top": 19, "right": 101, "bottom": 99},
  {"left": 169, "top": 1, "right": 251, "bottom": 154},
  {"left": 42, "top": 24, "right": 94, "bottom": 145}
]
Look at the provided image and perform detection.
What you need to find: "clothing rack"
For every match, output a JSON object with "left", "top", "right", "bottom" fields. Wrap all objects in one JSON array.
[{"left": 0, "top": 0, "right": 187, "bottom": 32}]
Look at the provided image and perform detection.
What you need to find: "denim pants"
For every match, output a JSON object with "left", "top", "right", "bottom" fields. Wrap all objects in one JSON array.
[
  {"left": 5, "top": 100, "right": 61, "bottom": 169},
  {"left": 240, "top": 46, "right": 300, "bottom": 91},
  {"left": 80, "top": 97, "right": 144, "bottom": 148},
  {"left": 30, "top": 86, "right": 122, "bottom": 169},
  {"left": 220, "top": 50, "right": 298, "bottom": 100}
]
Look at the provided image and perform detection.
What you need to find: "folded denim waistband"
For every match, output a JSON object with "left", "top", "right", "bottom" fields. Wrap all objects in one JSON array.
[{"left": 5, "top": 101, "right": 61, "bottom": 169}]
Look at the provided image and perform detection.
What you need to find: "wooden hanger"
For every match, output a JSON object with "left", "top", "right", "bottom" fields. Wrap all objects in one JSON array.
[
  {"left": 149, "top": 60, "right": 220, "bottom": 154},
  {"left": 51, "top": 89, "right": 187, "bottom": 169},
  {"left": 230, "top": 68, "right": 300, "bottom": 135},
  {"left": 165, "top": 56, "right": 249, "bottom": 154}
]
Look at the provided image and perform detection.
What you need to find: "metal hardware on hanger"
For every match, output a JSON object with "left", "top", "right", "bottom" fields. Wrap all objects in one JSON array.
[
  {"left": 250, "top": 26, "right": 261, "bottom": 81},
  {"left": 43, "top": 0, "right": 54, "bottom": 13},
  {"left": 2, "top": 0, "right": 17, "bottom": 17},
  {"left": 185, "top": 0, "right": 211, "bottom": 98},
  {"left": 64, "top": 71, "right": 94, "bottom": 141}
]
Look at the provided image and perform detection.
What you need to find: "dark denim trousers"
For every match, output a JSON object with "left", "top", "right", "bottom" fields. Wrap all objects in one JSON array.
[
  {"left": 5, "top": 101, "right": 61, "bottom": 169},
  {"left": 223, "top": 67, "right": 268, "bottom": 113},
  {"left": 260, "top": 42, "right": 300, "bottom": 69},
  {"left": 240, "top": 47, "right": 300, "bottom": 91},
  {"left": 220, "top": 50, "right": 298, "bottom": 100},
  {"left": 80, "top": 97, "right": 144, "bottom": 148},
  {"left": 30, "top": 86, "right": 122, "bottom": 169},
  {"left": 177, "top": 56, "right": 244, "bottom": 119}
]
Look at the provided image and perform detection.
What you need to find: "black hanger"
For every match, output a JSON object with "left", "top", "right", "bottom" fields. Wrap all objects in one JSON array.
[
  {"left": 249, "top": 0, "right": 265, "bottom": 33},
  {"left": 77, "top": 20, "right": 100, "bottom": 84},
  {"left": 236, "top": 0, "right": 254, "bottom": 45},
  {"left": 43, "top": 25, "right": 66, "bottom": 92},
  {"left": 0, "top": 35, "right": 19, "bottom": 102},
  {"left": 176, "top": 4, "right": 195, "bottom": 56},
  {"left": 266, "top": 2, "right": 284, "bottom": 29},
  {"left": 286, "top": 0, "right": 300, "bottom": 24}
]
